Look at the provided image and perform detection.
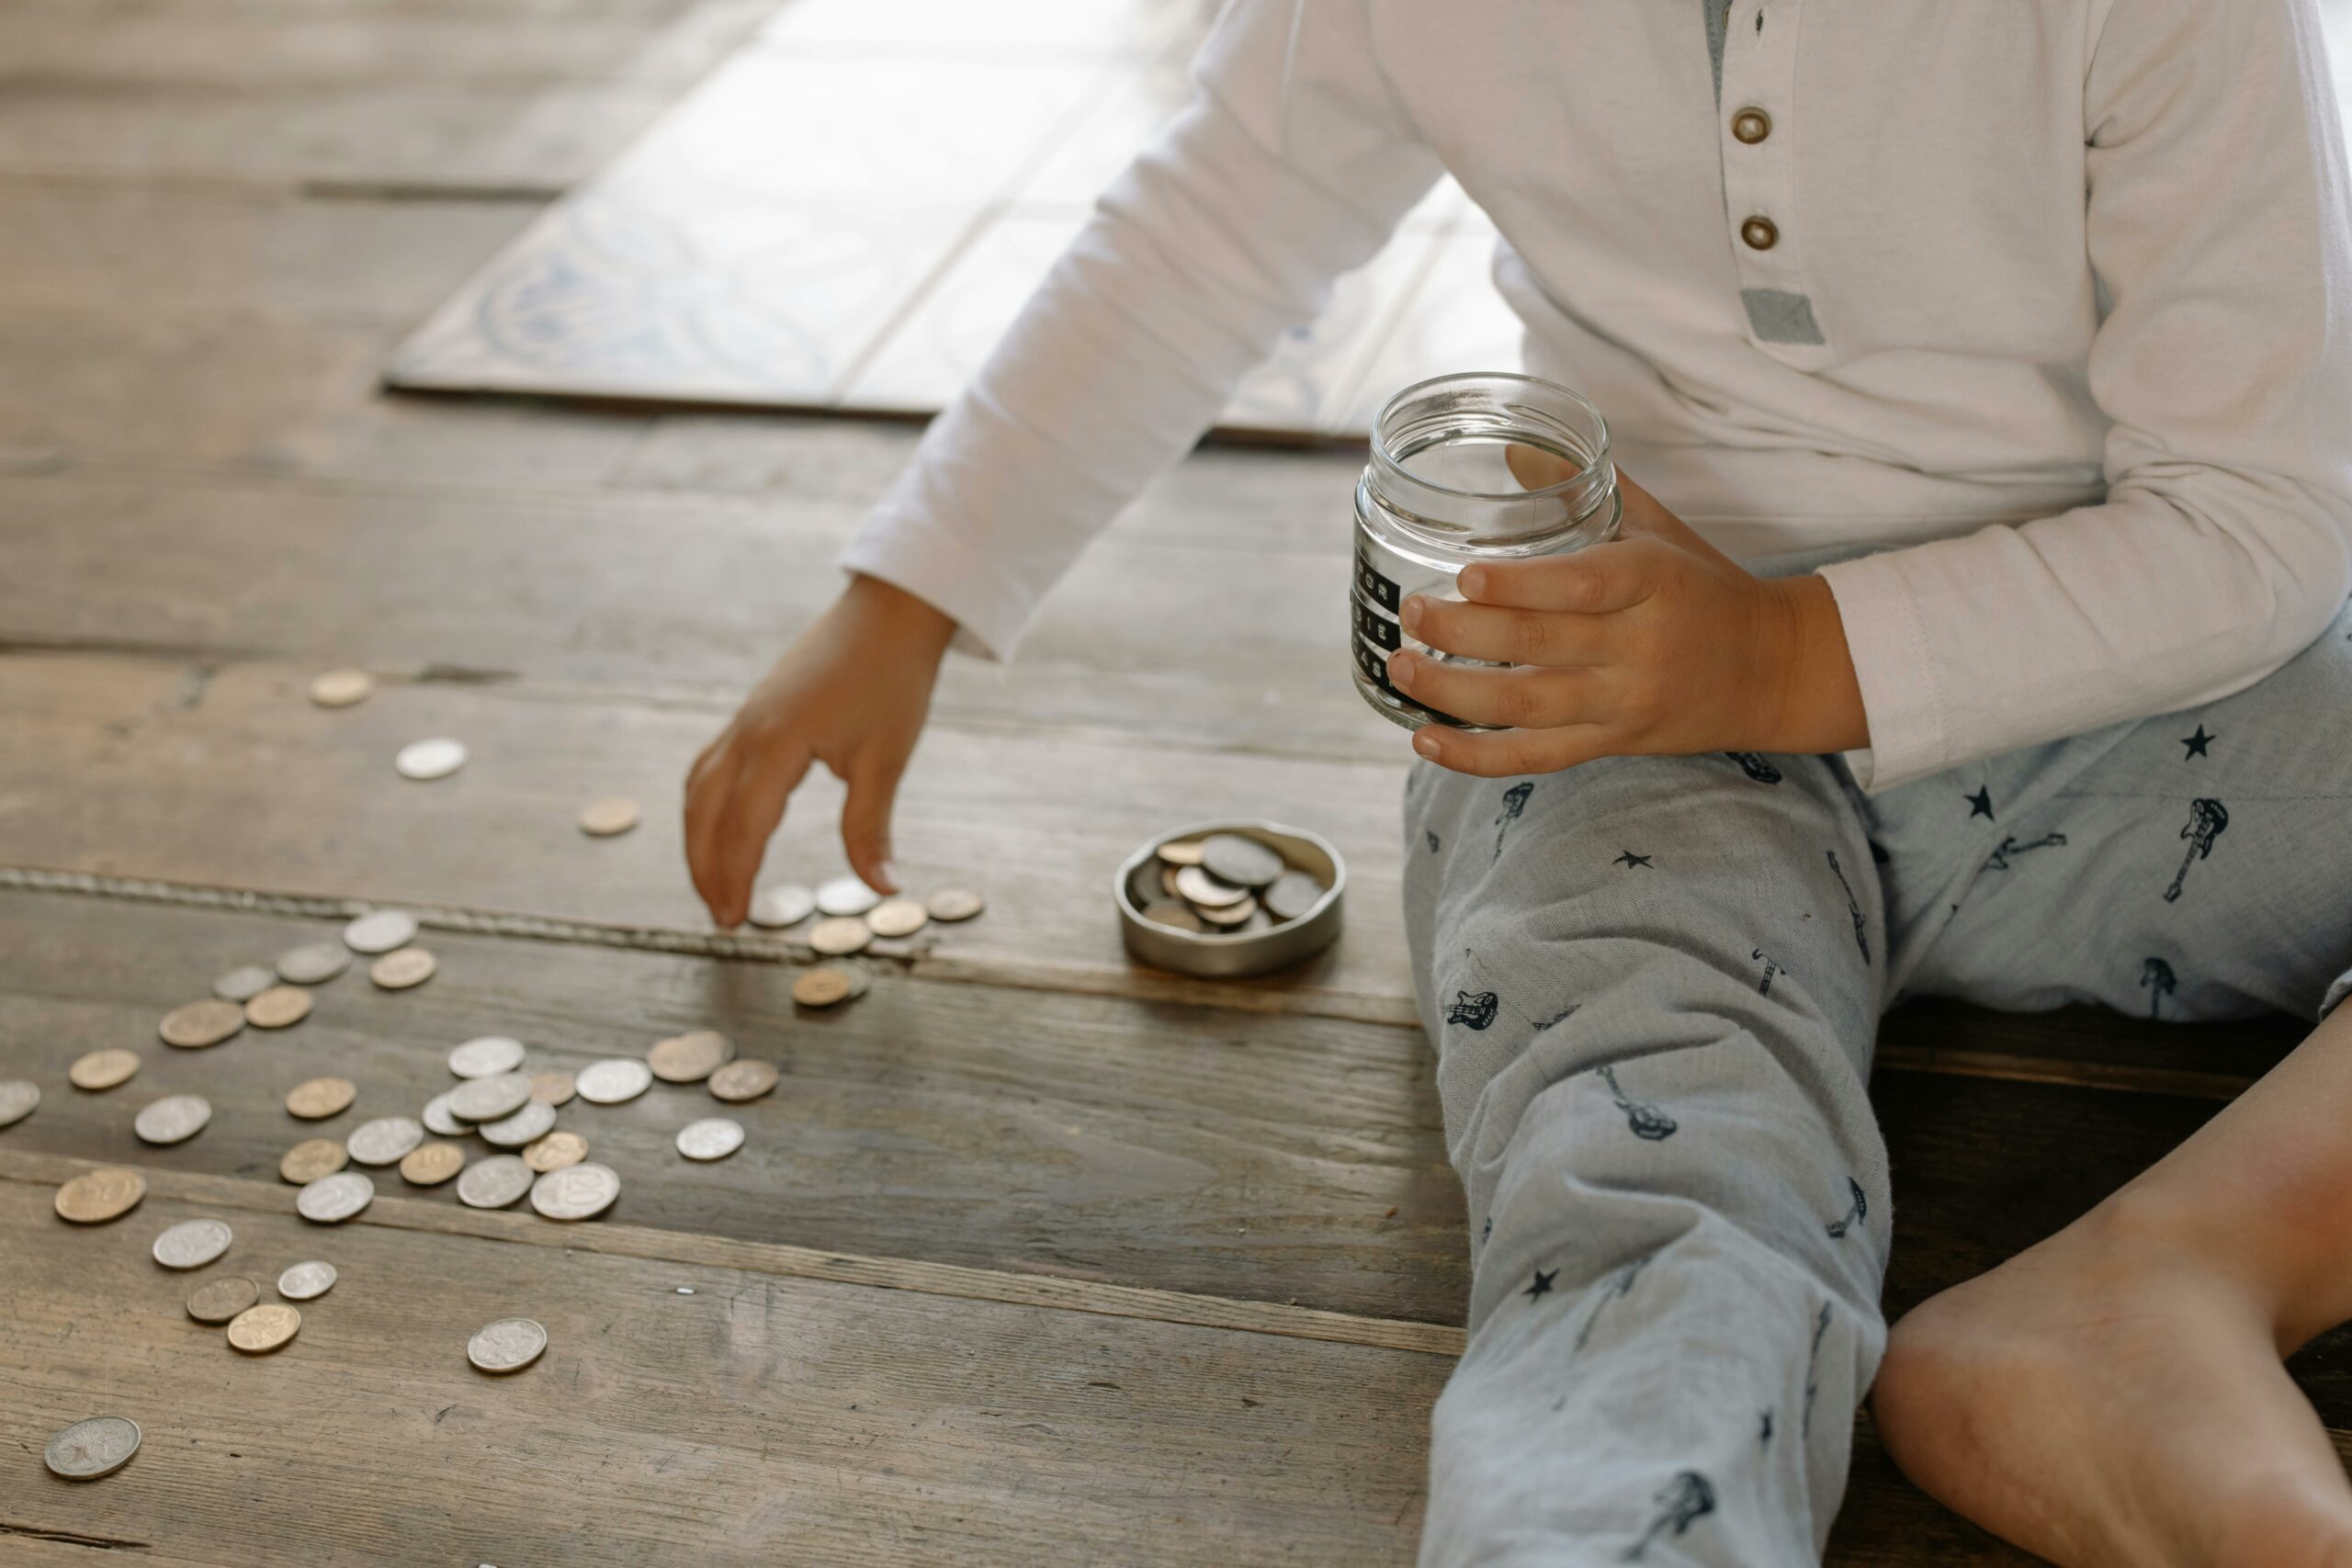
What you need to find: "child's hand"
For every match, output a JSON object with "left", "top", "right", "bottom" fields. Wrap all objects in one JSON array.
[
  {"left": 684, "top": 575, "right": 956, "bottom": 928},
  {"left": 1388, "top": 472, "right": 1868, "bottom": 776}
]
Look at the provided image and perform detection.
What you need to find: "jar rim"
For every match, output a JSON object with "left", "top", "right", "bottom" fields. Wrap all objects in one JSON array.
[{"left": 1370, "top": 370, "right": 1613, "bottom": 505}]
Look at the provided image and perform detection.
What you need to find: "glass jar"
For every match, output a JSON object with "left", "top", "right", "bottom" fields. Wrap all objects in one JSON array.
[{"left": 1350, "top": 371, "right": 1622, "bottom": 731}]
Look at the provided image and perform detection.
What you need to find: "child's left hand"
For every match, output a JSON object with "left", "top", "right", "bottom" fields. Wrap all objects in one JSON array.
[{"left": 1388, "top": 471, "right": 1870, "bottom": 777}]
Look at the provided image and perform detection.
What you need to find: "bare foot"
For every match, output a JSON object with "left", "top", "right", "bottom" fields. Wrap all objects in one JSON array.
[{"left": 1874, "top": 1200, "right": 2352, "bottom": 1568}]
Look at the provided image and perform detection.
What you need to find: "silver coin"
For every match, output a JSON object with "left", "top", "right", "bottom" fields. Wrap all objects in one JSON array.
[
  {"left": 1263, "top": 870, "right": 1326, "bottom": 922},
  {"left": 421, "top": 1089, "right": 468, "bottom": 1136},
  {"left": 467, "top": 1316, "right": 548, "bottom": 1374},
  {"left": 675, "top": 1118, "right": 745, "bottom": 1162},
  {"left": 342, "top": 908, "right": 419, "bottom": 954},
  {"left": 457, "top": 1155, "right": 534, "bottom": 1209},
  {"left": 574, "top": 1059, "right": 651, "bottom": 1105},
  {"left": 133, "top": 1094, "right": 211, "bottom": 1145},
  {"left": 44, "top": 1416, "right": 141, "bottom": 1481},
  {"left": 814, "top": 874, "right": 883, "bottom": 917},
  {"left": 1173, "top": 864, "right": 1250, "bottom": 908},
  {"left": 151, "top": 1218, "right": 232, "bottom": 1269},
  {"left": 295, "top": 1169, "right": 375, "bottom": 1224},
  {"left": 395, "top": 737, "right": 468, "bottom": 781},
  {"left": 276, "top": 941, "right": 351, "bottom": 986},
  {"left": 345, "top": 1116, "right": 424, "bottom": 1167},
  {"left": 748, "top": 884, "right": 816, "bottom": 929},
  {"left": 447, "top": 1035, "right": 526, "bottom": 1079},
  {"left": 1201, "top": 833, "right": 1285, "bottom": 889},
  {"left": 211, "top": 964, "right": 277, "bottom": 1002},
  {"left": 477, "top": 1099, "right": 556, "bottom": 1149},
  {"left": 447, "top": 1072, "right": 532, "bottom": 1122},
  {"left": 0, "top": 1078, "right": 37, "bottom": 1129},
  {"left": 529, "top": 1161, "right": 619, "bottom": 1221},
  {"left": 277, "top": 1260, "right": 338, "bottom": 1301}
]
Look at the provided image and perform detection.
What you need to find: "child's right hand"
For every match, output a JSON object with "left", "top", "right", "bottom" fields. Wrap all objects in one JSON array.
[{"left": 684, "top": 574, "right": 956, "bottom": 929}]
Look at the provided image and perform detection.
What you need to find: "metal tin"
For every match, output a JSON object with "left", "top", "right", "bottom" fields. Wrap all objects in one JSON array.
[{"left": 1114, "top": 819, "right": 1345, "bottom": 979}]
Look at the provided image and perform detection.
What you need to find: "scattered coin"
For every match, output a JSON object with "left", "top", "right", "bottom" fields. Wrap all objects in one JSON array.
[
  {"left": 345, "top": 1116, "right": 424, "bottom": 1166},
  {"left": 477, "top": 1100, "right": 556, "bottom": 1149},
  {"left": 244, "top": 985, "right": 313, "bottom": 1030},
  {"left": 296, "top": 1170, "right": 374, "bottom": 1224},
  {"left": 866, "top": 898, "right": 929, "bottom": 939},
  {"left": 400, "top": 1141, "right": 466, "bottom": 1186},
  {"left": 186, "top": 1275, "right": 261, "bottom": 1325},
  {"left": 574, "top": 1059, "right": 652, "bottom": 1105},
  {"left": 528, "top": 1070, "right": 575, "bottom": 1108},
  {"left": 227, "top": 1303, "right": 300, "bottom": 1354},
  {"left": 44, "top": 1416, "right": 141, "bottom": 1481},
  {"left": 394, "top": 737, "right": 468, "bottom": 781},
  {"left": 1202, "top": 833, "right": 1284, "bottom": 889},
  {"left": 276, "top": 941, "right": 351, "bottom": 987},
  {"left": 529, "top": 1161, "right": 619, "bottom": 1222},
  {"left": 808, "top": 916, "right": 872, "bottom": 956},
  {"left": 1174, "top": 864, "right": 1250, "bottom": 908},
  {"left": 308, "top": 668, "right": 374, "bottom": 708},
  {"left": 134, "top": 1094, "right": 211, "bottom": 1145},
  {"left": 212, "top": 964, "right": 277, "bottom": 1002},
  {"left": 1195, "top": 896, "right": 1259, "bottom": 928},
  {"left": 448, "top": 1035, "right": 526, "bottom": 1079},
  {"left": 1142, "top": 899, "right": 1207, "bottom": 933},
  {"left": 279, "top": 1139, "right": 347, "bottom": 1185},
  {"left": 448, "top": 1072, "right": 531, "bottom": 1122},
  {"left": 277, "top": 1260, "right": 337, "bottom": 1301},
  {"left": 676, "top": 1118, "right": 744, "bottom": 1162},
  {"left": 925, "top": 887, "right": 986, "bottom": 922},
  {"left": 522, "top": 1130, "right": 588, "bottom": 1174},
  {"left": 159, "top": 998, "right": 243, "bottom": 1049},
  {"left": 792, "top": 967, "right": 856, "bottom": 1008},
  {"left": 707, "top": 1059, "right": 778, "bottom": 1103},
  {"left": 1157, "top": 838, "right": 1207, "bottom": 866},
  {"left": 152, "top": 1219, "right": 233, "bottom": 1270},
  {"left": 647, "top": 1030, "right": 733, "bottom": 1084},
  {"left": 0, "top": 1079, "right": 37, "bottom": 1128},
  {"left": 54, "top": 1167, "right": 145, "bottom": 1224},
  {"left": 456, "top": 1155, "right": 535, "bottom": 1210},
  {"left": 68, "top": 1049, "right": 140, "bottom": 1091},
  {"left": 368, "top": 947, "right": 436, "bottom": 990},
  {"left": 748, "top": 884, "right": 815, "bottom": 929},
  {"left": 285, "top": 1077, "right": 356, "bottom": 1120},
  {"left": 814, "top": 875, "right": 883, "bottom": 917},
  {"left": 467, "top": 1316, "right": 548, "bottom": 1374},
  {"left": 1264, "top": 870, "right": 1327, "bottom": 922},
  {"left": 421, "top": 1090, "right": 467, "bottom": 1136},
  {"left": 577, "top": 795, "right": 640, "bottom": 837},
  {"left": 342, "top": 908, "right": 418, "bottom": 954}
]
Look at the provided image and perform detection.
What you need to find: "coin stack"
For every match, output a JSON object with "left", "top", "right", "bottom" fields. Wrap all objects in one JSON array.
[
  {"left": 1127, "top": 832, "right": 1331, "bottom": 937},
  {"left": 742, "top": 874, "right": 986, "bottom": 1010}
]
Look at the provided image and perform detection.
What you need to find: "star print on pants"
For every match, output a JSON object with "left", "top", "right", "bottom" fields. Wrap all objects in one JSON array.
[
  {"left": 1965, "top": 785, "right": 1996, "bottom": 820},
  {"left": 1612, "top": 851, "right": 1654, "bottom": 868},
  {"left": 1524, "top": 1268, "right": 1557, "bottom": 1301},
  {"left": 2181, "top": 724, "right": 2215, "bottom": 759}
]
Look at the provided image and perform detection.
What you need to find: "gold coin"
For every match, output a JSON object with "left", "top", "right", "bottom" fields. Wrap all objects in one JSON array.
[
  {"left": 284, "top": 1077, "right": 356, "bottom": 1121},
  {"left": 866, "top": 898, "right": 929, "bottom": 939},
  {"left": 577, "top": 795, "right": 640, "bottom": 837},
  {"left": 399, "top": 1141, "right": 465, "bottom": 1186},
  {"left": 522, "top": 1130, "right": 588, "bottom": 1174},
  {"left": 1195, "top": 895, "right": 1259, "bottom": 928},
  {"left": 159, "top": 998, "right": 244, "bottom": 1049},
  {"left": 707, "top": 1059, "right": 779, "bottom": 1103},
  {"left": 1156, "top": 838, "right": 1206, "bottom": 867},
  {"left": 791, "top": 968, "right": 854, "bottom": 1008},
  {"left": 279, "top": 1138, "right": 347, "bottom": 1185},
  {"left": 68, "top": 1049, "right": 141, "bottom": 1091},
  {"left": 925, "top": 888, "right": 986, "bottom": 922},
  {"left": 226, "top": 1303, "right": 300, "bottom": 1354},
  {"left": 647, "top": 1030, "right": 734, "bottom": 1085},
  {"left": 529, "top": 1070, "right": 575, "bottom": 1108},
  {"left": 369, "top": 947, "right": 436, "bottom": 989},
  {"left": 308, "top": 668, "right": 374, "bottom": 708},
  {"left": 807, "top": 917, "right": 871, "bottom": 956},
  {"left": 243, "top": 985, "right": 313, "bottom": 1030},
  {"left": 53, "top": 1167, "right": 145, "bottom": 1224}
]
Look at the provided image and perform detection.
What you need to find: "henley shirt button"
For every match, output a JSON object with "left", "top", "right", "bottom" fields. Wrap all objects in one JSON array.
[
  {"left": 1732, "top": 107, "right": 1771, "bottom": 144},
  {"left": 1740, "top": 216, "right": 1780, "bottom": 251}
]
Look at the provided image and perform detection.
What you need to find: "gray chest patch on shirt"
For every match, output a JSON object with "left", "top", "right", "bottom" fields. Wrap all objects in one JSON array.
[
  {"left": 1742, "top": 288, "right": 1826, "bottom": 346},
  {"left": 1704, "top": 0, "right": 1733, "bottom": 104}
]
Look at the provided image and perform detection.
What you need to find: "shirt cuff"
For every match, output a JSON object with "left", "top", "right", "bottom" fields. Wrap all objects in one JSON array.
[
  {"left": 1815, "top": 554, "right": 1948, "bottom": 792},
  {"left": 839, "top": 509, "right": 1035, "bottom": 663}
]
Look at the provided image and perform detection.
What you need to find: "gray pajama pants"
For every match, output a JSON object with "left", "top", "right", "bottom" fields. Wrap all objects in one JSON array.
[{"left": 1400, "top": 544, "right": 2352, "bottom": 1567}]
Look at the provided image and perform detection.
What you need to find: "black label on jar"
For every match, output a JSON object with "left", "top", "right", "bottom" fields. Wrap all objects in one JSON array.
[
  {"left": 1352, "top": 595, "right": 1400, "bottom": 651},
  {"left": 1352, "top": 542, "right": 1401, "bottom": 613},
  {"left": 1351, "top": 629, "right": 1470, "bottom": 728}
]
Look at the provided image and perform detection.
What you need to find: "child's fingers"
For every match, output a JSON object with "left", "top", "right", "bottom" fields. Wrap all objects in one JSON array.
[
  {"left": 1402, "top": 594, "right": 1611, "bottom": 666},
  {"left": 1386, "top": 651, "right": 1601, "bottom": 731},
  {"left": 1412, "top": 719, "right": 1611, "bottom": 778},
  {"left": 1460, "top": 537, "right": 1666, "bottom": 614},
  {"left": 839, "top": 753, "right": 906, "bottom": 897},
  {"left": 683, "top": 743, "right": 742, "bottom": 921}
]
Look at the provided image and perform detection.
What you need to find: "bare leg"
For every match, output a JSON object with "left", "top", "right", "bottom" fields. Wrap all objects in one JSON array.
[{"left": 1875, "top": 1000, "right": 2352, "bottom": 1568}]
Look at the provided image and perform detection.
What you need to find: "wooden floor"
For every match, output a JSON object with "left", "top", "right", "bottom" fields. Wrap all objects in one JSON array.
[{"left": 1, "top": 1, "right": 2340, "bottom": 1562}]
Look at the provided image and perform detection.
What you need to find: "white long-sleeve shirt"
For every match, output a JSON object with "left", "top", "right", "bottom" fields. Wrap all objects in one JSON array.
[{"left": 842, "top": 0, "right": 2352, "bottom": 790}]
